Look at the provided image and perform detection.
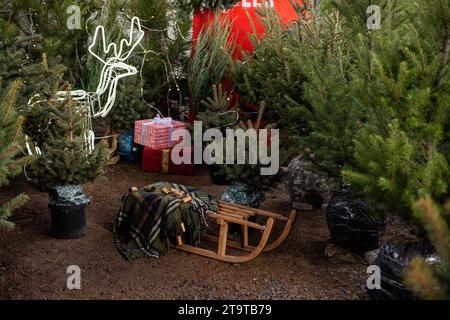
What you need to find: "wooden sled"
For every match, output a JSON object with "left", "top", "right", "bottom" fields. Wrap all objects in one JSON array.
[{"left": 175, "top": 200, "right": 298, "bottom": 263}]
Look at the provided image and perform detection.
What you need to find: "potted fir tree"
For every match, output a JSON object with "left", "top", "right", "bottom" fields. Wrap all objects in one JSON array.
[
  {"left": 198, "top": 84, "right": 240, "bottom": 185},
  {"left": 212, "top": 103, "right": 284, "bottom": 209},
  {"left": 25, "top": 86, "right": 107, "bottom": 239}
]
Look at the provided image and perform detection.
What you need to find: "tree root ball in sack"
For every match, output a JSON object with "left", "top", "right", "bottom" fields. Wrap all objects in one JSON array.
[
  {"left": 326, "top": 189, "right": 386, "bottom": 254},
  {"left": 221, "top": 182, "right": 264, "bottom": 233},
  {"left": 221, "top": 182, "right": 265, "bottom": 209},
  {"left": 368, "top": 235, "right": 440, "bottom": 300},
  {"left": 288, "top": 157, "right": 338, "bottom": 211}
]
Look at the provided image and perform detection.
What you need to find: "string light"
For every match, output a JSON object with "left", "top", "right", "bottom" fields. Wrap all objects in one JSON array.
[
  {"left": 26, "top": 8, "right": 194, "bottom": 154},
  {"left": 28, "top": 17, "right": 145, "bottom": 153}
]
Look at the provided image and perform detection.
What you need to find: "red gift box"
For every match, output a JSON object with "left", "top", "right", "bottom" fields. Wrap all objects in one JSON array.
[
  {"left": 134, "top": 118, "right": 187, "bottom": 150},
  {"left": 142, "top": 147, "right": 194, "bottom": 175}
]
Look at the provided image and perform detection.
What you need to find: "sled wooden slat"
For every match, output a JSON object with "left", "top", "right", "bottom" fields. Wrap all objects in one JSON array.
[
  {"left": 212, "top": 209, "right": 247, "bottom": 220},
  {"left": 216, "top": 219, "right": 227, "bottom": 256},
  {"left": 218, "top": 201, "right": 289, "bottom": 221},
  {"left": 216, "top": 207, "right": 251, "bottom": 219},
  {"left": 174, "top": 200, "right": 299, "bottom": 263},
  {"left": 207, "top": 212, "right": 265, "bottom": 231},
  {"left": 202, "top": 234, "right": 255, "bottom": 252},
  {"left": 242, "top": 225, "right": 249, "bottom": 248}
]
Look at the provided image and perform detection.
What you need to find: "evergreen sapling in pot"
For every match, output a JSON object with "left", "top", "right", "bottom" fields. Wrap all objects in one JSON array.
[
  {"left": 26, "top": 86, "right": 107, "bottom": 239},
  {"left": 212, "top": 103, "right": 284, "bottom": 209},
  {"left": 198, "top": 84, "right": 239, "bottom": 184}
]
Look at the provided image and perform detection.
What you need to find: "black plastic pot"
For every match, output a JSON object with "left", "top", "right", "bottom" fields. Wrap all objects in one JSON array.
[
  {"left": 367, "top": 235, "right": 438, "bottom": 300},
  {"left": 326, "top": 190, "right": 386, "bottom": 254},
  {"left": 48, "top": 185, "right": 90, "bottom": 239},
  {"left": 49, "top": 203, "right": 87, "bottom": 239}
]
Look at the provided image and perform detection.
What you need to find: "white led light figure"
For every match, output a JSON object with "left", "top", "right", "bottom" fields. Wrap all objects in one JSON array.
[{"left": 27, "top": 17, "right": 145, "bottom": 154}]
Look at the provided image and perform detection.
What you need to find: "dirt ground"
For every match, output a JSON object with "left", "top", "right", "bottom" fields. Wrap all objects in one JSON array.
[{"left": 0, "top": 162, "right": 371, "bottom": 300}]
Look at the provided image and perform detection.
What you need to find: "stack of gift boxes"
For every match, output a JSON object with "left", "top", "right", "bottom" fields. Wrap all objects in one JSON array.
[{"left": 134, "top": 117, "right": 193, "bottom": 175}]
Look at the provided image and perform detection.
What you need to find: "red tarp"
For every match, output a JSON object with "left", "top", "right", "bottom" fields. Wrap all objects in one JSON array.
[
  {"left": 192, "top": 0, "right": 304, "bottom": 59},
  {"left": 190, "top": 0, "right": 305, "bottom": 120}
]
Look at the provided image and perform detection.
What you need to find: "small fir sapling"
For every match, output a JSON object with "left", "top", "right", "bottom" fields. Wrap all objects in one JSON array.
[
  {"left": 0, "top": 81, "right": 34, "bottom": 230},
  {"left": 26, "top": 84, "right": 107, "bottom": 192}
]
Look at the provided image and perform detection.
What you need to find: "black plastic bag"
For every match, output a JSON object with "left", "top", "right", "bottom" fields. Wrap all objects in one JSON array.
[
  {"left": 326, "top": 190, "right": 386, "bottom": 253},
  {"left": 221, "top": 182, "right": 263, "bottom": 233},
  {"left": 118, "top": 132, "right": 143, "bottom": 162},
  {"left": 221, "top": 182, "right": 265, "bottom": 209},
  {"left": 48, "top": 185, "right": 91, "bottom": 206},
  {"left": 368, "top": 235, "right": 439, "bottom": 300}
]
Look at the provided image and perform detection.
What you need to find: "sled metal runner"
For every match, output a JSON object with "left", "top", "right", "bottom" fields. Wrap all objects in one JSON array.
[{"left": 175, "top": 201, "right": 298, "bottom": 263}]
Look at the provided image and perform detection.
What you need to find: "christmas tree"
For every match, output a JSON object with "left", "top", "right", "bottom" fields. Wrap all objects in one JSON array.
[
  {"left": 189, "top": 17, "right": 234, "bottom": 113},
  {"left": 275, "top": 0, "right": 406, "bottom": 179},
  {"left": 231, "top": 6, "right": 305, "bottom": 127},
  {"left": 111, "top": 76, "right": 154, "bottom": 133},
  {"left": 405, "top": 197, "right": 450, "bottom": 299},
  {"left": 241, "top": 0, "right": 449, "bottom": 226},
  {"left": 11, "top": 0, "right": 101, "bottom": 88},
  {"left": 136, "top": 0, "right": 172, "bottom": 109},
  {"left": 22, "top": 54, "right": 66, "bottom": 147},
  {"left": 0, "top": 81, "right": 33, "bottom": 230},
  {"left": 0, "top": 1, "right": 63, "bottom": 108},
  {"left": 27, "top": 84, "right": 107, "bottom": 192},
  {"left": 282, "top": 2, "right": 362, "bottom": 178},
  {"left": 101, "top": 0, "right": 193, "bottom": 129},
  {"left": 210, "top": 103, "right": 284, "bottom": 191},
  {"left": 198, "top": 84, "right": 238, "bottom": 131},
  {"left": 341, "top": 0, "right": 450, "bottom": 224}
]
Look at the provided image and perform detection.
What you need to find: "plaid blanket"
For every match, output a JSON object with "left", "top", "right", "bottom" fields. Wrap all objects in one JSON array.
[{"left": 114, "top": 182, "right": 217, "bottom": 260}]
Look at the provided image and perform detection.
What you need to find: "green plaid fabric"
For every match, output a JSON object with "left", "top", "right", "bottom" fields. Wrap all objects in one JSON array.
[{"left": 114, "top": 182, "right": 217, "bottom": 261}]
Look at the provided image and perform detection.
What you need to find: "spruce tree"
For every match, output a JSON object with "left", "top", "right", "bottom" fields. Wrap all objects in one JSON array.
[
  {"left": 189, "top": 17, "right": 234, "bottom": 113},
  {"left": 22, "top": 54, "right": 66, "bottom": 146},
  {"left": 111, "top": 76, "right": 154, "bottom": 133},
  {"left": 198, "top": 83, "right": 238, "bottom": 131},
  {"left": 0, "top": 81, "right": 33, "bottom": 230},
  {"left": 11, "top": 0, "right": 101, "bottom": 88},
  {"left": 341, "top": 0, "right": 450, "bottom": 223},
  {"left": 211, "top": 103, "right": 284, "bottom": 191},
  {"left": 278, "top": 0, "right": 406, "bottom": 179},
  {"left": 231, "top": 7, "right": 305, "bottom": 127},
  {"left": 0, "top": 0, "right": 67, "bottom": 111},
  {"left": 27, "top": 85, "right": 107, "bottom": 192}
]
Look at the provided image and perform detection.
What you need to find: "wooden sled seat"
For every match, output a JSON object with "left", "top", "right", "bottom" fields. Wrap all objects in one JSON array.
[{"left": 175, "top": 201, "right": 298, "bottom": 263}]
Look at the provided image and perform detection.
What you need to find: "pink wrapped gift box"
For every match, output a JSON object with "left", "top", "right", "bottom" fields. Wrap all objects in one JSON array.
[{"left": 134, "top": 118, "right": 187, "bottom": 150}]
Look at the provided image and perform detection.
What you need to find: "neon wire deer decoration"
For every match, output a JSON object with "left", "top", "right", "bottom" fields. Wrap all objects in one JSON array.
[{"left": 27, "top": 17, "right": 145, "bottom": 154}]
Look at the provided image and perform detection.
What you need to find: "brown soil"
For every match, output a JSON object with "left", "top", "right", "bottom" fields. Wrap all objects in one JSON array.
[{"left": 0, "top": 162, "right": 370, "bottom": 300}]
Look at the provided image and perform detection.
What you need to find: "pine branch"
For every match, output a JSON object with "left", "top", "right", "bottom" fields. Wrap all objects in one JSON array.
[{"left": 405, "top": 196, "right": 450, "bottom": 299}]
